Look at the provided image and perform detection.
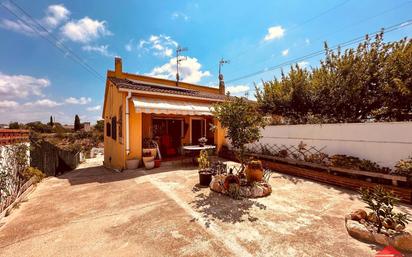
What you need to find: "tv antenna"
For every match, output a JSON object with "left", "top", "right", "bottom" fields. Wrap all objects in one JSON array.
[
  {"left": 218, "top": 57, "right": 230, "bottom": 78},
  {"left": 176, "top": 46, "right": 188, "bottom": 85}
]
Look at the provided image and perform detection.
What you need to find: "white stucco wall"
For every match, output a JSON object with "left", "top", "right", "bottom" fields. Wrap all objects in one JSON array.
[{"left": 258, "top": 122, "right": 412, "bottom": 168}]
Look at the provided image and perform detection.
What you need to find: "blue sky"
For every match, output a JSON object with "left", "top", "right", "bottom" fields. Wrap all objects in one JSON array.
[{"left": 0, "top": 0, "right": 411, "bottom": 124}]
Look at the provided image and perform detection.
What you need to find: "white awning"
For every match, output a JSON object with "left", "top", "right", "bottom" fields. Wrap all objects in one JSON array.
[{"left": 132, "top": 97, "right": 213, "bottom": 115}]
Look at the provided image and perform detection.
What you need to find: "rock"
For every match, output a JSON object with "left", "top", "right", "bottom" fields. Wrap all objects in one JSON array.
[
  {"left": 346, "top": 219, "right": 374, "bottom": 242},
  {"left": 251, "top": 185, "right": 264, "bottom": 198},
  {"left": 210, "top": 175, "right": 225, "bottom": 193},
  {"left": 359, "top": 219, "right": 366, "bottom": 224},
  {"left": 367, "top": 212, "right": 378, "bottom": 223},
  {"left": 383, "top": 218, "right": 395, "bottom": 230},
  {"left": 373, "top": 232, "right": 390, "bottom": 246},
  {"left": 351, "top": 209, "right": 367, "bottom": 221},
  {"left": 239, "top": 186, "right": 252, "bottom": 197},
  {"left": 392, "top": 232, "right": 412, "bottom": 252},
  {"left": 395, "top": 224, "right": 405, "bottom": 232}
]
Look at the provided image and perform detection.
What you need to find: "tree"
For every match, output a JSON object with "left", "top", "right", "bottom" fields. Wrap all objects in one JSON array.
[
  {"left": 256, "top": 32, "right": 412, "bottom": 123},
  {"left": 9, "top": 122, "right": 20, "bottom": 129},
  {"left": 94, "top": 120, "right": 104, "bottom": 133},
  {"left": 213, "top": 96, "right": 266, "bottom": 167},
  {"left": 74, "top": 115, "right": 81, "bottom": 131},
  {"left": 49, "top": 116, "right": 54, "bottom": 127}
]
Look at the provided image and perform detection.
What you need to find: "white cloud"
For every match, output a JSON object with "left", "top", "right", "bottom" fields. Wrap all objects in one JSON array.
[
  {"left": 138, "top": 34, "right": 178, "bottom": 57},
  {"left": 82, "top": 45, "right": 114, "bottom": 57},
  {"left": 65, "top": 97, "right": 91, "bottom": 105},
  {"left": 24, "top": 99, "right": 62, "bottom": 108},
  {"left": 42, "top": 4, "right": 70, "bottom": 29},
  {"left": 226, "top": 85, "right": 250, "bottom": 95},
  {"left": 146, "top": 56, "right": 210, "bottom": 84},
  {"left": 125, "top": 40, "right": 133, "bottom": 52},
  {"left": 0, "top": 100, "right": 19, "bottom": 108},
  {"left": 305, "top": 38, "right": 310, "bottom": 45},
  {"left": 0, "top": 4, "right": 69, "bottom": 36},
  {"left": 297, "top": 61, "right": 309, "bottom": 67},
  {"left": 171, "top": 12, "right": 189, "bottom": 21},
  {"left": 87, "top": 105, "right": 101, "bottom": 111},
  {"left": 282, "top": 49, "right": 289, "bottom": 56},
  {"left": 0, "top": 72, "right": 50, "bottom": 99},
  {"left": 0, "top": 19, "right": 36, "bottom": 36},
  {"left": 264, "top": 25, "right": 285, "bottom": 41},
  {"left": 61, "top": 17, "right": 112, "bottom": 43}
]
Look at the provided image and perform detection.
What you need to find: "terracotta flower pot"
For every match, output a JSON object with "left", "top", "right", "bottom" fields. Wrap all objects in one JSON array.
[
  {"left": 245, "top": 160, "right": 263, "bottom": 183},
  {"left": 223, "top": 174, "right": 240, "bottom": 190},
  {"left": 126, "top": 158, "right": 139, "bottom": 170}
]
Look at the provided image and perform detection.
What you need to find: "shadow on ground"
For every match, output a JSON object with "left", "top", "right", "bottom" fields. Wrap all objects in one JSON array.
[
  {"left": 190, "top": 191, "right": 267, "bottom": 227},
  {"left": 58, "top": 165, "right": 196, "bottom": 186}
]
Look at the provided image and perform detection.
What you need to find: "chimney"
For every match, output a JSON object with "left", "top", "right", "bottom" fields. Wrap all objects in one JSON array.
[
  {"left": 218, "top": 74, "right": 225, "bottom": 95},
  {"left": 115, "top": 57, "right": 122, "bottom": 76}
]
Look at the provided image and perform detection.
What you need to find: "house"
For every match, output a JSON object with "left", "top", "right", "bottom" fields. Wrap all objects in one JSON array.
[
  {"left": 81, "top": 122, "right": 91, "bottom": 132},
  {"left": 102, "top": 57, "right": 227, "bottom": 169}
]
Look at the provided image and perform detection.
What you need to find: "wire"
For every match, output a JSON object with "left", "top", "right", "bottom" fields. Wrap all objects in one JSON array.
[
  {"left": 1, "top": 1, "right": 105, "bottom": 81},
  {"left": 228, "top": 0, "right": 351, "bottom": 62},
  {"left": 233, "top": 1, "right": 412, "bottom": 77},
  {"left": 226, "top": 19, "right": 412, "bottom": 84}
]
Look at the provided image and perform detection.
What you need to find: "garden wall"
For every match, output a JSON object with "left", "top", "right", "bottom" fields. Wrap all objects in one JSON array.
[{"left": 258, "top": 122, "right": 412, "bottom": 168}]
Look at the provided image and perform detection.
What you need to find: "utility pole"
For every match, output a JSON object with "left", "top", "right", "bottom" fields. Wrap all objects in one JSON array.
[
  {"left": 176, "top": 46, "right": 188, "bottom": 86},
  {"left": 218, "top": 58, "right": 230, "bottom": 94}
]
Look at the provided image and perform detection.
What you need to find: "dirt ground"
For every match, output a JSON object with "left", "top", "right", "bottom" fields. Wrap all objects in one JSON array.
[{"left": 0, "top": 157, "right": 411, "bottom": 257}]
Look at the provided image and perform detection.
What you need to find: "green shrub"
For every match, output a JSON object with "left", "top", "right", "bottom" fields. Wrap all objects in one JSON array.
[{"left": 22, "top": 167, "right": 45, "bottom": 182}]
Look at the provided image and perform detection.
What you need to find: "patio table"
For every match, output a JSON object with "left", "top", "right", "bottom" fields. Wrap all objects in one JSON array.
[{"left": 182, "top": 145, "right": 216, "bottom": 165}]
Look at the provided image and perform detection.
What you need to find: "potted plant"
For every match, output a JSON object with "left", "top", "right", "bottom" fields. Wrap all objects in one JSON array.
[
  {"left": 198, "top": 137, "right": 207, "bottom": 147},
  {"left": 154, "top": 150, "right": 161, "bottom": 168},
  {"left": 142, "top": 150, "right": 155, "bottom": 169},
  {"left": 245, "top": 159, "right": 263, "bottom": 183},
  {"left": 143, "top": 138, "right": 157, "bottom": 157},
  {"left": 126, "top": 158, "right": 139, "bottom": 170},
  {"left": 198, "top": 149, "right": 213, "bottom": 186}
]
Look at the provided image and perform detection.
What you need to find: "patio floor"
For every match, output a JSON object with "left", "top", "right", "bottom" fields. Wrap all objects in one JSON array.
[{"left": 0, "top": 157, "right": 411, "bottom": 257}]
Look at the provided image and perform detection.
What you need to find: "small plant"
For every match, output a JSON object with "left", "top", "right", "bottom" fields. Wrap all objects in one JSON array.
[
  {"left": 142, "top": 151, "right": 152, "bottom": 157},
  {"left": 248, "top": 159, "right": 262, "bottom": 169},
  {"left": 22, "top": 167, "right": 45, "bottom": 182},
  {"left": 143, "top": 138, "right": 157, "bottom": 148},
  {"left": 360, "top": 186, "right": 410, "bottom": 233},
  {"left": 393, "top": 156, "right": 412, "bottom": 177},
  {"left": 198, "top": 137, "right": 208, "bottom": 146},
  {"left": 197, "top": 149, "right": 210, "bottom": 171}
]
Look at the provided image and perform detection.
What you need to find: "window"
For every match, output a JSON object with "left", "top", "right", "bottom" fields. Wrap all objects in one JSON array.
[
  {"left": 106, "top": 122, "right": 111, "bottom": 137},
  {"left": 111, "top": 116, "right": 117, "bottom": 140},
  {"left": 118, "top": 106, "right": 123, "bottom": 139}
]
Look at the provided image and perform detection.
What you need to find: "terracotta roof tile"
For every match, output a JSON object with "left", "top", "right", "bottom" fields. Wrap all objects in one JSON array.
[{"left": 109, "top": 77, "right": 226, "bottom": 101}]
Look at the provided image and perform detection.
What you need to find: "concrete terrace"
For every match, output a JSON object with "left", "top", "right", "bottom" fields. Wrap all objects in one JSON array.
[{"left": 0, "top": 158, "right": 411, "bottom": 257}]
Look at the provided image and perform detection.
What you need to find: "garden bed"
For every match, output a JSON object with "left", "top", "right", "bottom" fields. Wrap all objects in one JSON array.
[{"left": 219, "top": 149, "right": 412, "bottom": 203}]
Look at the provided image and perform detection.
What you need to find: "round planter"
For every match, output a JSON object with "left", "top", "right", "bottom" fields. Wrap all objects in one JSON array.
[
  {"left": 199, "top": 169, "right": 213, "bottom": 187},
  {"left": 245, "top": 162, "right": 263, "bottom": 183},
  {"left": 126, "top": 158, "right": 139, "bottom": 170},
  {"left": 144, "top": 161, "right": 155, "bottom": 170},
  {"left": 143, "top": 148, "right": 157, "bottom": 158},
  {"left": 142, "top": 156, "right": 154, "bottom": 163}
]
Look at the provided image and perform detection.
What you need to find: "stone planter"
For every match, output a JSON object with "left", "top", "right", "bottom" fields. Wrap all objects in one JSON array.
[
  {"left": 345, "top": 215, "right": 412, "bottom": 252},
  {"left": 126, "top": 158, "right": 139, "bottom": 170},
  {"left": 210, "top": 174, "right": 271, "bottom": 198}
]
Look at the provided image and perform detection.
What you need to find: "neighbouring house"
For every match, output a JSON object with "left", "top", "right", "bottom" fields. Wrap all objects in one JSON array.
[
  {"left": 62, "top": 124, "right": 74, "bottom": 131},
  {"left": 82, "top": 122, "right": 91, "bottom": 132},
  {"left": 102, "top": 57, "right": 227, "bottom": 169},
  {"left": 0, "top": 124, "right": 9, "bottom": 129}
]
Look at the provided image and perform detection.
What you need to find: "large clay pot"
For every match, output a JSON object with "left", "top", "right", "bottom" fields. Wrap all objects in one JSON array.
[
  {"left": 245, "top": 160, "right": 263, "bottom": 183},
  {"left": 223, "top": 175, "right": 240, "bottom": 190},
  {"left": 143, "top": 148, "right": 157, "bottom": 158}
]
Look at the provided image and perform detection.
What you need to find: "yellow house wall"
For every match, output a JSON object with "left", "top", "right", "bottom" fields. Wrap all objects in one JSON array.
[
  {"left": 103, "top": 82, "right": 125, "bottom": 169},
  {"left": 128, "top": 101, "right": 142, "bottom": 164}
]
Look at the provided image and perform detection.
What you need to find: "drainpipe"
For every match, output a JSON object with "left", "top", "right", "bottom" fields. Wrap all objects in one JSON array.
[{"left": 125, "top": 91, "right": 132, "bottom": 156}]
